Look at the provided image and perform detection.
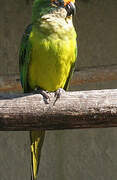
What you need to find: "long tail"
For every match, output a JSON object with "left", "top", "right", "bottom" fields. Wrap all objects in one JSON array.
[{"left": 30, "top": 130, "right": 45, "bottom": 180}]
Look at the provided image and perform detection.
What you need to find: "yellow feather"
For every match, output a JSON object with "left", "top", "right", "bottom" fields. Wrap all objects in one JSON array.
[
  {"left": 28, "top": 9, "right": 77, "bottom": 179},
  {"left": 28, "top": 17, "right": 76, "bottom": 91},
  {"left": 30, "top": 131, "right": 45, "bottom": 180}
]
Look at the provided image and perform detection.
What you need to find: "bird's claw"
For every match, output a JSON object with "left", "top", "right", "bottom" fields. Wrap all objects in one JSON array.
[
  {"left": 54, "top": 88, "right": 65, "bottom": 105},
  {"left": 33, "top": 88, "right": 50, "bottom": 104}
]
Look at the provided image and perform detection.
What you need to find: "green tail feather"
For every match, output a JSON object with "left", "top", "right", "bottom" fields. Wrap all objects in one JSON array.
[{"left": 30, "top": 130, "right": 45, "bottom": 180}]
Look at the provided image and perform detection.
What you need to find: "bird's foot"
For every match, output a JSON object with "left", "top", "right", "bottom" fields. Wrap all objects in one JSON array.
[
  {"left": 33, "top": 88, "right": 50, "bottom": 104},
  {"left": 54, "top": 88, "right": 65, "bottom": 105},
  {"left": 54, "top": 88, "right": 65, "bottom": 99}
]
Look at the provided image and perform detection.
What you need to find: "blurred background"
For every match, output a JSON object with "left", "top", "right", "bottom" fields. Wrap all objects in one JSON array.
[{"left": 0, "top": 0, "right": 117, "bottom": 179}]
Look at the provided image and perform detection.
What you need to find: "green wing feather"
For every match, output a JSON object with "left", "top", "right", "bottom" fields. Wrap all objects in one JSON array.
[
  {"left": 19, "top": 24, "right": 32, "bottom": 92},
  {"left": 19, "top": 20, "right": 77, "bottom": 180},
  {"left": 19, "top": 24, "right": 45, "bottom": 180}
]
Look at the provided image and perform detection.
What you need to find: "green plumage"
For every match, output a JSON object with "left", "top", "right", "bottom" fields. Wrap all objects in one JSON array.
[
  {"left": 19, "top": 24, "right": 32, "bottom": 92},
  {"left": 19, "top": 0, "right": 77, "bottom": 179}
]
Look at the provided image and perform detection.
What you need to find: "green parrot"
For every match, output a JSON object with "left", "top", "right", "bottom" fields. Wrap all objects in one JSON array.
[{"left": 19, "top": 0, "right": 77, "bottom": 179}]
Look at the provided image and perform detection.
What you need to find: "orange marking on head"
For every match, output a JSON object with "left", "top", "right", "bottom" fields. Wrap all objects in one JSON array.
[
  {"left": 51, "top": 0, "right": 75, "bottom": 6},
  {"left": 64, "top": 0, "right": 75, "bottom": 4}
]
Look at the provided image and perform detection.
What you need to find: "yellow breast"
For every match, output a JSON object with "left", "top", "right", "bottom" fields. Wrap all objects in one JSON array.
[{"left": 28, "top": 19, "right": 76, "bottom": 91}]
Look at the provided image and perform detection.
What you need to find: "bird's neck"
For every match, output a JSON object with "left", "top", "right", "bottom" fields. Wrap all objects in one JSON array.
[
  {"left": 32, "top": 0, "right": 70, "bottom": 24},
  {"left": 32, "top": 0, "right": 53, "bottom": 23}
]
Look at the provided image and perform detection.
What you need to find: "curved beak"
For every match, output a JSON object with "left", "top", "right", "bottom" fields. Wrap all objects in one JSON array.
[{"left": 65, "top": 2, "right": 76, "bottom": 16}]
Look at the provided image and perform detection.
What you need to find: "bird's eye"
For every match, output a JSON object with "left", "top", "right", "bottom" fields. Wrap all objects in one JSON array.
[
  {"left": 58, "top": 0, "right": 64, "bottom": 6},
  {"left": 51, "top": 0, "right": 64, "bottom": 7},
  {"left": 51, "top": 0, "right": 76, "bottom": 16}
]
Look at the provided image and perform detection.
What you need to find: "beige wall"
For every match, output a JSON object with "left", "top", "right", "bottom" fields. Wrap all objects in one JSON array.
[
  {"left": 0, "top": 0, "right": 32, "bottom": 75},
  {"left": 0, "top": 0, "right": 117, "bottom": 179}
]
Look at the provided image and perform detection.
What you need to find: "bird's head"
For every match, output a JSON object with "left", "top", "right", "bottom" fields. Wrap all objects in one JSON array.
[{"left": 51, "top": 0, "right": 76, "bottom": 16}]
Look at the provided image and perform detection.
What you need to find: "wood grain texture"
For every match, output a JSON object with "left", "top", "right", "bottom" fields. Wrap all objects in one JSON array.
[{"left": 0, "top": 89, "right": 117, "bottom": 130}]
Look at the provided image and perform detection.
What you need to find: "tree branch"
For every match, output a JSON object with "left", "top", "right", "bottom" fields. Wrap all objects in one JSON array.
[{"left": 0, "top": 89, "right": 117, "bottom": 130}]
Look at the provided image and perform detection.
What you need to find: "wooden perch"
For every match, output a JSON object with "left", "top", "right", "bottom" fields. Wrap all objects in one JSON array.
[
  {"left": 0, "top": 89, "right": 117, "bottom": 130},
  {"left": 0, "top": 64, "right": 117, "bottom": 92}
]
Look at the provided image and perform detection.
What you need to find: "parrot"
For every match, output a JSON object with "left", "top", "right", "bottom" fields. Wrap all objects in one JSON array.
[{"left": 19, "top": 0, "right": 77, "bottom": 179}]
